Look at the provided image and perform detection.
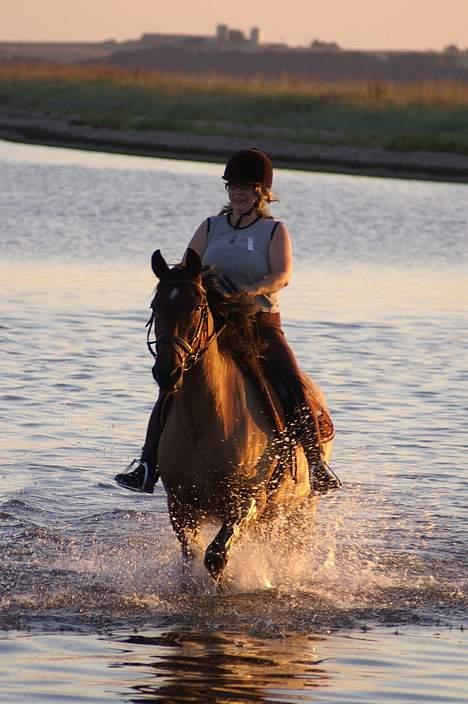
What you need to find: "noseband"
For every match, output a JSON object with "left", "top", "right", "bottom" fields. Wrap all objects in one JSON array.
[{"left": 146, "top": 279, "right": 222, "bottom": 374}]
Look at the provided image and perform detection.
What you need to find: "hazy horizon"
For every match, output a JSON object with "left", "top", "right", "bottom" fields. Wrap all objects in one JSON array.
[{"left": 1, "top": 0, "right": 467, "bottom": 51}]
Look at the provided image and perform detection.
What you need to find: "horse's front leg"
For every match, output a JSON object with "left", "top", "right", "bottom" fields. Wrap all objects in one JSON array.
[
  {"left": 204, "top": 496, "right": 258, "bottom": 582},
  {"left": 169, "top": 501, "right": 202, "bottom": 581}
]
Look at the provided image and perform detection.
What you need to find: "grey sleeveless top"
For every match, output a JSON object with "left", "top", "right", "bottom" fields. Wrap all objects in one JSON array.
[{"left": 202, "top": 214, "right": 281, "bottom": 313}]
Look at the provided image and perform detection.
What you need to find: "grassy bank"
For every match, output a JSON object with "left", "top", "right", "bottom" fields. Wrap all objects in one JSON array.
[{"left": 1, "top": 64, "right": 468, "bottom": 155}]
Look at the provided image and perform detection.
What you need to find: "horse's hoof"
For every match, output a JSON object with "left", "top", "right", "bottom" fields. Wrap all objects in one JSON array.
[
  {"left": 215, "top": 572, "right": 235, "bottom": 592},
  {"left": 204, "top": 546, "right": 227, "bottom": 581}
]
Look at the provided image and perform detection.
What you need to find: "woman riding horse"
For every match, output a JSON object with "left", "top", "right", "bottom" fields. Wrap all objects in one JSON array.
[{"left": 115, "top": 147, "right": 340, "bottom": 496}]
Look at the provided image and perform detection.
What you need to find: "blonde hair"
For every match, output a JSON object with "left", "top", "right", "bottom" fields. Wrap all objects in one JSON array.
[{"left": 219, "top": 185, "right": 279, "bottom": 218}]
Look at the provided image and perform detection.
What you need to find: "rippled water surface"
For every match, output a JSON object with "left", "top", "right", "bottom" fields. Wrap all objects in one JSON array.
[{"left": 0, "top": 140, "right": 467, "bottom": 702}]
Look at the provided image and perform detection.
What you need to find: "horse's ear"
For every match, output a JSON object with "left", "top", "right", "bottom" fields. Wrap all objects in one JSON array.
[
  {"left": 185, "top": 248, "right": 202, "bottom": 279},
  {"left": 151, "top": 250, "right": 170, "bottom": 279}
]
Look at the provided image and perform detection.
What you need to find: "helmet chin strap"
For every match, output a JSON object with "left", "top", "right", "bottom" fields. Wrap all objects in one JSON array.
[{"left": 231, "top": 204, "right": 256, "bottom": 229}]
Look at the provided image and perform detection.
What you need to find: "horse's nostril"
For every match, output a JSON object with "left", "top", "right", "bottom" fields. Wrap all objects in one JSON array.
[{"left": 153, "top": 366, "right": 183, "bottom": 392}]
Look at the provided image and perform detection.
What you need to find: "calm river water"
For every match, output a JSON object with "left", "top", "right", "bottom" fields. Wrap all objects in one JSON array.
[{"left": 0, "top": 139, "right": 467, "bottom": 703}]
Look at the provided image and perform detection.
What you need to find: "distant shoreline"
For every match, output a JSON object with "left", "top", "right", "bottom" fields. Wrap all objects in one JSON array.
[{"left": 2, "top": 112, "right": 468, "bottom": 183}]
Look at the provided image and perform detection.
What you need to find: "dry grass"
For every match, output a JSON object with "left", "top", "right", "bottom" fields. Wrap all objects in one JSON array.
[
  {"left": 1, "top": 63, "right": 468, "bottom": 154},
  {"left": 2, "top": 62, "right": 468, "bottom": 106}
]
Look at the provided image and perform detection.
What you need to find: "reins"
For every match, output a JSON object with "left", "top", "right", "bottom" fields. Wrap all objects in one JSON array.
[{"left": 146, "top": 279, "right": 225, "bottom": 373}]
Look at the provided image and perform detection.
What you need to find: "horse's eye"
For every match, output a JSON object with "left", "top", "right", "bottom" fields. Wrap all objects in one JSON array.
[{"left": 194, "top": 304, "right": 202, "bottom": 312}]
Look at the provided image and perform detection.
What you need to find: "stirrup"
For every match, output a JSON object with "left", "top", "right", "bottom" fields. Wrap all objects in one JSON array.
[
  {"left": 312, "top": 460, "right": 342, "bottom": 495},
  {"left": 114, "top": 459, "right": 157, "bottom": 494}
]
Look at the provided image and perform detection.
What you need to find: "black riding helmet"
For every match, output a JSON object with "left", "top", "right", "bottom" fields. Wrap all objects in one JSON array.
[{"left": 223, "top": 148, "right": 273, "bottom": 188}]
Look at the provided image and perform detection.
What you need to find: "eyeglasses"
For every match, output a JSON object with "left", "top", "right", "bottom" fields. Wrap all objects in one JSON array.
[{"left": 225, "top": 182, "right": 255, "bottom": 192}]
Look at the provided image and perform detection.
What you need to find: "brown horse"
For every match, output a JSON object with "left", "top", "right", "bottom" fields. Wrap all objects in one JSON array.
[{"left": 150, "top": 248, "right": 333, "bottom": 582}]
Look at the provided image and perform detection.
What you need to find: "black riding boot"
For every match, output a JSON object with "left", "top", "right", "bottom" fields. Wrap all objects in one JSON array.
[
  {"left": 114, "top": 457, "right": 159, "bottom": 494},
  {"left": 292, "top": 404, "right": 342, "bottom": 494},
  {"left": 114, "top": 392, "right": 167, "bottom": 494}
]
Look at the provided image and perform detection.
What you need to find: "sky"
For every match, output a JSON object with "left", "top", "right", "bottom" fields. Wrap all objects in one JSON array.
[{"left": 1, "top": 0, "right": 467, "bottom": 51}]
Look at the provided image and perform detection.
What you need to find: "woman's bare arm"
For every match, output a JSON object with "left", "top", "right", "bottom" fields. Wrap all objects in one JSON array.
[
  {"left": 183, "top": 219, "right": 209, "bottom": 262},
  {"left": 246, "top": 223, "right": 293, "bottom": 296}
]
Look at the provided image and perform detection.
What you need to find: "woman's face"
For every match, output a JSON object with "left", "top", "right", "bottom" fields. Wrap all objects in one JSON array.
[{"left": 225, "top": 182, "right": 257, "bottom": 212}]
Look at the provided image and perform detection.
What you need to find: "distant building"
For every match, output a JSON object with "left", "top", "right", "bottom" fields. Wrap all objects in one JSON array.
[
  {"left": 228, "top": 29, "right": 246, "bottom": 43},
  {"left": 214, "top": 24, "right": 264, "bottom": 49},
  {"left": 137, "top": 25, "right": 263, "bottom": 51},
  {"left": 310, "top": 39, "right": 341, "bottom": 52},
  {"left": 216, "top": 24, "right": 229, "bottom": 43},
  {"left": 250, "top": 27, "right": 261, "bottom": 45}
]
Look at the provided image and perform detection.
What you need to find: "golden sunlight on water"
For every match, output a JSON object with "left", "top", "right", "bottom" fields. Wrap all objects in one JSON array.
[
  {"left": 290, "top": 265, "right": 467, "bottom": 318},
  {"left": 3, "top": 260, "right": 466, "bottom": 316},
  {"left": 2, "top": 261, "right": 154, "bottom": 307}
]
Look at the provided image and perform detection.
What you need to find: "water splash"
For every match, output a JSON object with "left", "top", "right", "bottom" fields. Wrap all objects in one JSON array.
[{"left": 1, "top": 480, "right": 466, "bottom": 635}]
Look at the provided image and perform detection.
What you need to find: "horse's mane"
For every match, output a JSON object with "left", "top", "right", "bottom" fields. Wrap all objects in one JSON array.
[{"left": 202, "top": 270, "right": 265, "bottom": 368}]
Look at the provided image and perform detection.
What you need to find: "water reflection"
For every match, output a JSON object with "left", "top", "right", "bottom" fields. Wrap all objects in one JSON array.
[{"left": 112, "top": 629, "right": 330, "bottom": 703}]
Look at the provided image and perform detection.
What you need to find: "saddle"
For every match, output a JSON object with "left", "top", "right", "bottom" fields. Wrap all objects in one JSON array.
[
  {"left": 157, "top": 357, "right": 333, "bottom": 446},
  {"left": 155, "top": 359, "right": 334, "bottom": 492},
  {"left": 243, "top": 357, "right": 335, "bottom": 448}
]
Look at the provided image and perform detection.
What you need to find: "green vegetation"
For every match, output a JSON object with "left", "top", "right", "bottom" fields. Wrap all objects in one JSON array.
[{"left": 1, "top": 64, "right": 468, "bottom": 154}]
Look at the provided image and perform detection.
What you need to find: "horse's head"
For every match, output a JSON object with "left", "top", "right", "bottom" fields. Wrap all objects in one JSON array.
[{"left": 149, "top": 248, "right": 212, "bottom": 392}]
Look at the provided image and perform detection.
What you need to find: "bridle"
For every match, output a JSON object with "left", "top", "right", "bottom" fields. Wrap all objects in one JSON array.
[{"left": 146, "top": 279, "right": 224, "bottom": 375}]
